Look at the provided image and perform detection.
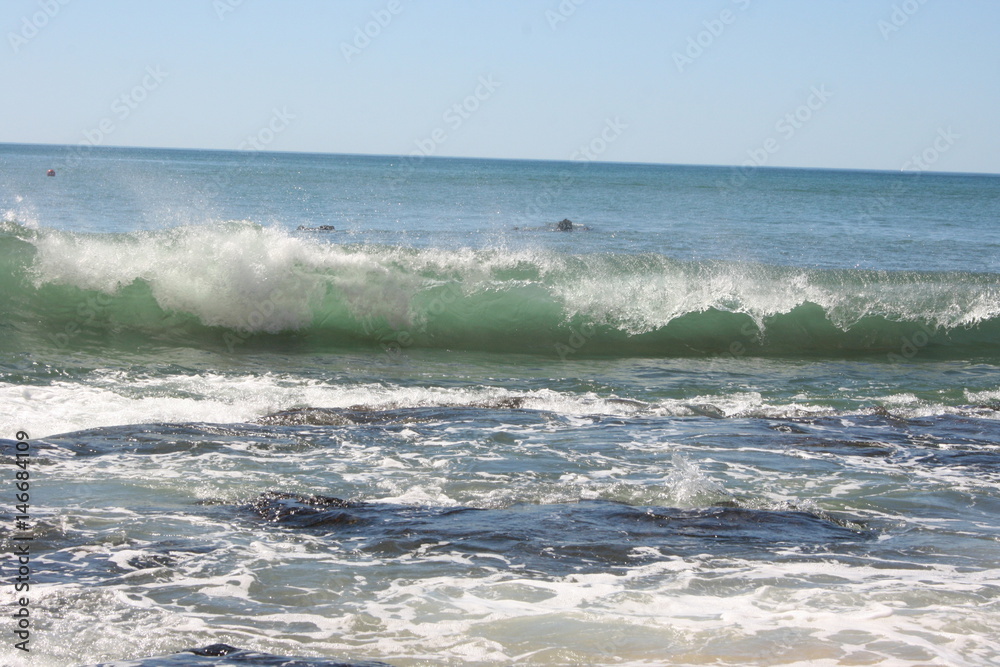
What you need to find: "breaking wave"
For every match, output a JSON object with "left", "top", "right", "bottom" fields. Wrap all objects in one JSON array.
[{"left": 3, "top": 220, "right": 999, "bottom": 359}]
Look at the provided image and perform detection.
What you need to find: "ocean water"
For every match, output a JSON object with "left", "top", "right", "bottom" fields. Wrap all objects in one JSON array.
[{"left": 1, "top": 143, "right": 999, "bottom": 666}]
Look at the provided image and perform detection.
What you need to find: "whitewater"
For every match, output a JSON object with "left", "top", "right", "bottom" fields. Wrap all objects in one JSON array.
[{"left": 1, "top": 144, "right": 999, "bottom": 666}]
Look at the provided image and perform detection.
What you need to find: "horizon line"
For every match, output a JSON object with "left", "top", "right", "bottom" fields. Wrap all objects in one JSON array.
[{"left": 2, "top": 140, "right": 998, "bottom": 179}]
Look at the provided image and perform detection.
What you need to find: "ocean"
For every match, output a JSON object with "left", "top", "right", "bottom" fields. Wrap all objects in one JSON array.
[{"left": 1, "top": 143, "right": 999, "bottom": 666}]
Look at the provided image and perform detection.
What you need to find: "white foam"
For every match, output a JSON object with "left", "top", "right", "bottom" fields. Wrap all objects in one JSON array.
[
  {"left": 30, "top": 223, "right": 330, "bottom": 332},
  {"left": 7, "top": 369, "right": 998, "bottom": 442},
  {"left": 23, "top": 221, "right": 1000, "bottom": 342},
  {"left": 0, "top": 369, "right": 635, "bottom": 439}
]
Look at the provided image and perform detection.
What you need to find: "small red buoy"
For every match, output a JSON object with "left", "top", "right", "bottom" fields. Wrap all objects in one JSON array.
[{"left": 47, "top": 169, "right": 55, "bottom": 177}]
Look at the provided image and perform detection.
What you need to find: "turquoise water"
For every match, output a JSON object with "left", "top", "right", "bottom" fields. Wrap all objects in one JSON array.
[{"left": 1, "top": 144, "right": 999, "bottom": 666}]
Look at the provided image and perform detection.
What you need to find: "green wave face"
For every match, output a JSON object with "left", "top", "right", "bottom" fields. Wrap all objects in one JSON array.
[{"left": 2, "top": 220, "right": 999, "bottom": 359}]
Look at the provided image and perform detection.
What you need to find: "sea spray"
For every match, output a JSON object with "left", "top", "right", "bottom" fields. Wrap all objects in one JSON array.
[{"left": 4, "top": 220, "right": 1000, "bottom": 358}]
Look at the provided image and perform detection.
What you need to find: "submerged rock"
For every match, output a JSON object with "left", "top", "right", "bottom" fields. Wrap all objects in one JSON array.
[
  {"left": 84, "top": 643, "right": 394, "bottom": 666},
  {"left": 240, "top": 492, "right": 869, "bottom": 571},
  {"left": 255, "top": 399, "right": 529, "bottom": 426}
]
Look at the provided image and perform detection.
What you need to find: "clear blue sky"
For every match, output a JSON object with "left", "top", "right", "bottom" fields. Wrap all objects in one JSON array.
[{"left": 3, "top": 0, "right": 998, "bottom": 173}]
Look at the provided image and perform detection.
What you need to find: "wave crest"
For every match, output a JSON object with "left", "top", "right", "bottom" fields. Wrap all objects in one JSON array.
[{"left": 2, "top": 221, "right": 999, "bottom": 358}]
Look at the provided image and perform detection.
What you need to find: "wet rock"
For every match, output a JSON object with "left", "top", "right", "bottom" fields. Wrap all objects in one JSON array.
[{"left": 83, "top": 642, "right": 394, "bottom": 666}]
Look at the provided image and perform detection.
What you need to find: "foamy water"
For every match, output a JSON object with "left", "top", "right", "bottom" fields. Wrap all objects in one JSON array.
[{"left": 2, "top": 146, "right": 999, "bottom": 666}]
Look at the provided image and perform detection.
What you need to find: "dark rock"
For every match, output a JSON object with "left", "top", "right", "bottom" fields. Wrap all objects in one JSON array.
[
  {"left": 82, "top": 643, "right": 394, "bottom": 666},
  {"left": 556, "top": 218, "right": 573, "bottom": 231},
  {"left": 248, "top": 491, "right": 363, "bottom": 527},
  {"left": 240, "top": 493, "right": 869, "bottom": 571},
  {"left": 191, "top": 644, "right": 240, "bottom": 657},
  {"left": 255, "top": 400, "right": 530, "bottom": 427}
]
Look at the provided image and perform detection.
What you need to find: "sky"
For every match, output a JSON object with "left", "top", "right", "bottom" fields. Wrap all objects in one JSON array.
[{"left": 2, "top": 0, "right": 999, "bottom": 174}]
